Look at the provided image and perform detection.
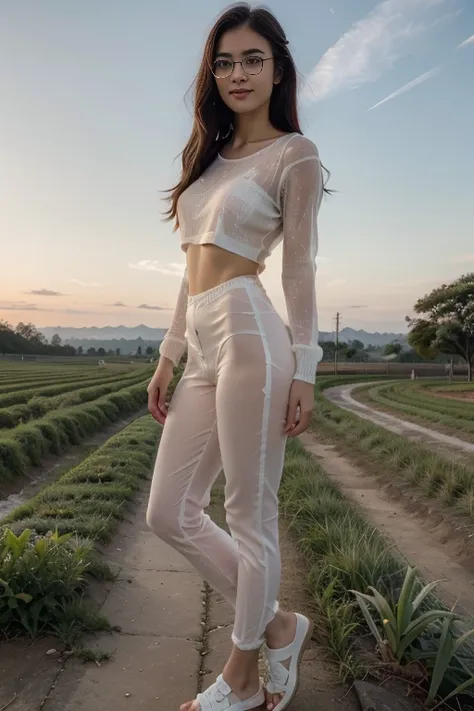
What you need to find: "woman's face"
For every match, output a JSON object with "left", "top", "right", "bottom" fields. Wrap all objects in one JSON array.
[{"left": 213, "top": 25, "right": 278, "bottom": 115}]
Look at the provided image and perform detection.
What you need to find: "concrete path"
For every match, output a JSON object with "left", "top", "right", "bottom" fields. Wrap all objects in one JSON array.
[
  {"left": 1, "top": 489, "right": 205, "bottom": 711},
  {"left": 325, "top": 382, "right": 474, "bottom": 455},
  {"left": 1, "top": 485, "right": 358, "bottom": 711}
]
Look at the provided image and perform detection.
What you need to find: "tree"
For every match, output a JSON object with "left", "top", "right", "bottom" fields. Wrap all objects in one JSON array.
[
  {"left": 137, "top": 345, "right": 142, "bottom": 357},
  {"left": 146, "top": 346, "right": 153, "bottom": 356},
  {"left": 51, "top": 334, "right": 62, "bottom": 348},
  {"left": 384, "top": 342, "right": 402, "bottom": 357},
  {"left": 407, "top": 273, "right": 474, "bottom": 382},
  {"left": 97, "top": 347, "right": 106, "bottom": 356},
  {"left": 87, "top": 347, "right": 97, "bottom": 356},
  {"left": 350, "top": 339, "right": 365, "bottom": 352},
  {"left": 77, "top": 346, "right": 83, "bottom": 355},
  {"left": 116, "top": 348, "right": 121, "bottom": 356}
]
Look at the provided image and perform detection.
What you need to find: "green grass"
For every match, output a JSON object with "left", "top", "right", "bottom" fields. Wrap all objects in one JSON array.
[
  {"left": 281, "top": 435, "right": 474, "bottom": 704},
  {"left": 0, "top": 369, "right": 153, "bottom": 428},
  {"left": 0, "top": 415, "right": 160, "bottom": 643},
  {"left": 313, "top": 376, "right": 474, "bottom": 520},
  {"left": 351, "top": 380, "right": 474, "bottom": 442},
  {"left": 0, "top": 366, "right": 152, "bottom": 405},
  {"left": 1, "top": 415, "right": 160, "bottom": 541},
  {"left": 0, "top": 380, "right": 151, "bottom": 483}
]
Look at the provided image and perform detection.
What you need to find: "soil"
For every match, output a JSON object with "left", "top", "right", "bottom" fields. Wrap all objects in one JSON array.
[
  {"left": 301, "top": 431, "right": 474, "bottom": 618},
  {"left": 326, "top": 382, "right": 474, "bottom": 457}
]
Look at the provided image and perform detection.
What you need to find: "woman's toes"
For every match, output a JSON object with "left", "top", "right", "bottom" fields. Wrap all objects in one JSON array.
[{"left": 179, "top": 702, "right": 196, "bottom": 711}]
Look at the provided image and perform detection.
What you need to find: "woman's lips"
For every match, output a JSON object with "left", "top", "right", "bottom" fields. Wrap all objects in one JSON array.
[{"left": 230, "top": 90, "right": 252, "bottom": 100}]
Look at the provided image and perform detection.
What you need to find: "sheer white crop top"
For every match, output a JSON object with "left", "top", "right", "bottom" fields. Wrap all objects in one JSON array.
[{"left": 159, "top": 132, "right": 325, "bottom": 383}]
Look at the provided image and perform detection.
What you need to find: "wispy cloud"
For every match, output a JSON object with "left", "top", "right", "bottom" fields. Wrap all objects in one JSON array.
[
  {"left": 71, "top": 279, "right": 102, "bottom": 287},
  {"left": 303, "top": 0, "right": 445, "bottom": 101},
  {"left": 348, "top": 305, "right": 369, "bottom": 309},
  {"left": 129, "top": 260, "right": 185, "bottom": 276},
  {"left": 110, "top": 301, "right": 127, "bottom": 307},
  {"left": 1, "top": 302, "right": 39, "bottom": 311},
  {"left": 0, "top": 302, "right": 93, "bottom": 314},
  {"left": 137, "top": 303, "right": 165, "bottom": 311},
  {"left": 27, "top": 288, "right": 64, "bottom": 296},
  {"left": 457, "top": 33, "right": 474, "bottom": 49},
  {"left": 367, "top": 66, "right": 440, "bottom": 110}
]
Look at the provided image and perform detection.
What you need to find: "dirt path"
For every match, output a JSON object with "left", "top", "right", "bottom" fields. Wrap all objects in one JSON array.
[
  {"left": 0, "top": 476, "right": 358, "bottom": 711},
  {"left": 325, "top": 382, "right": 474, "bottom": 456},
  {"left": 301, "top": 432, "right": 474, "bottom": 618},
  {"left": 0, "top": 408, "right": 148, "bottom": 519}
]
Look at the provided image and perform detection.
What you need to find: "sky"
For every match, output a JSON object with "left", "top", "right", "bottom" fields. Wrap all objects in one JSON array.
[{"left": 1, "top": 0, "right": 473, "bottom": 335}]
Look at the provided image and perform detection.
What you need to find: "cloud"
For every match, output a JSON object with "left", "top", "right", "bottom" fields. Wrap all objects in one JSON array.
[
  {"left": 457, "top": 33, "right": 474, "bottom": 49},
  {"left": 348, "top": 305, "right": 369, "bottom": 309},
  {"left": 110, "top": 301, "right": 127, "bottom": 307},
  {"left": 129, "top": 260, "right": 186, "bottom": 276},
  {"left": 303, "top": 0, "right": 445, "bottom": 101},
  {"left": 71, "top": 279, "right": 102, "bottom": 287},
  {"left": 1, "top": 302, "right": 39, "bottom": 311},
  {"left": 137, "top": 304, "right": 165, "bottom": 311},
  {"left": 367, "top": 66, "right": 440, "bottom": 110},
  {"left": 28, "top": 289, "right": 64, "bottom": 296},
  {"left": 0, "top": 302, "right": 94, "bottom": 314}
]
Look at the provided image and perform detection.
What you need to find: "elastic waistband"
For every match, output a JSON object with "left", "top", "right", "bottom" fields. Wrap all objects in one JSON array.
[{"left": 187, "top": 275, "right": 263, "bottom": 307}]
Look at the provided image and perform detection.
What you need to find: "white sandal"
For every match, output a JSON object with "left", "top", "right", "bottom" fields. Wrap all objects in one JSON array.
[
  {"left": 195, "top": 674, "right": 265, "bottom": 710},
  {"left": 263, "top": 613, "right": 313, "bottom": 711}
]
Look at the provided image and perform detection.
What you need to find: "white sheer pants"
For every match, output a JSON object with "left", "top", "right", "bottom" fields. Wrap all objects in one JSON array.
[{"left": 146, "top": 275, "right": 295, "bottom": 650}]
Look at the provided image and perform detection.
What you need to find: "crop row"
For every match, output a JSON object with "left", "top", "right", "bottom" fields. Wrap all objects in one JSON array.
[
  {"left": 0, "top": 372, "right": 153, "bottom": 429},
  {"left": 0, "top": 381, "right": 150, "bottom": 483}
]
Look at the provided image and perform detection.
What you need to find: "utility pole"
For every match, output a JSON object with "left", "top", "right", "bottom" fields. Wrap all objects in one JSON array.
[{"left": 334, "top": 312, "right": 340, "bottom": 375}]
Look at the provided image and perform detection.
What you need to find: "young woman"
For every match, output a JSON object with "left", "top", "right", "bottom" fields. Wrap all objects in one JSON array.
[{"left": 146, "top": 5, "right": 328, "bottom": 710}]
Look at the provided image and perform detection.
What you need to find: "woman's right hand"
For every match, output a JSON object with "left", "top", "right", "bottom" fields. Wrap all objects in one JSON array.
[{"left": 147, "top": 358, "right": 174, "bottom": 424}]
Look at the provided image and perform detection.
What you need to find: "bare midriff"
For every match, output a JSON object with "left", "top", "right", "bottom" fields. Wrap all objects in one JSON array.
[{"left": 186, "top": 243, "right": 259, "bottom": 296}]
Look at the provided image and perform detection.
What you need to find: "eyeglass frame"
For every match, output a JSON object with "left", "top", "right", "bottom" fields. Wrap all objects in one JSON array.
[{"left": 210, "top": 55, "right": 275, "bottom": 79}]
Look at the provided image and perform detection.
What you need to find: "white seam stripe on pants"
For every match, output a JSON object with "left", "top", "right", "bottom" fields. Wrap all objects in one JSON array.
[{"left": 146, "top": 275, "right": 295, "bottom": 650}]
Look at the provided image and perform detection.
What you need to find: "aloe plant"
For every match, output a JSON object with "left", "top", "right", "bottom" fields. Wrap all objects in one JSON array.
[
  {"left": 350, "top": 565, "right": 459, "bottom": 663},
  {"left": 418, "top": 617, "right": 474, "bottom": 708}
]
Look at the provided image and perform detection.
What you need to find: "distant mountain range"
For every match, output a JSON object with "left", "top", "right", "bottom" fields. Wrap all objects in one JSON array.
[{"left": 39, "top": 325, "right": 408, "bottom": 353}]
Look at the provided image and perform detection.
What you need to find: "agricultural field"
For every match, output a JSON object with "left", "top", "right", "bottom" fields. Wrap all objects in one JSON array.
[
  {"left": 2, "top": 366, "right": 474, "bottom": 710},
  {"left": 0, "top": 360, "right": 155, "bottom": 485},
  {"left": 351, "top": 379, "right": 474, "bottom": 442}
]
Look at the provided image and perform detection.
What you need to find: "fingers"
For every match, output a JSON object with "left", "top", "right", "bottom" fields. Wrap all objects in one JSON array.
[
  {"left": 148, "top": 387, "right": 167, "bottom": 425},
  {"left": 158, "top": 389, "right": 169, "bottom": 417},
  {"left": 284, "top": 400, "right": 299, "bottom": 435},
  {"left": 288, "top": 408, "right": 311, "bottom": 437}
]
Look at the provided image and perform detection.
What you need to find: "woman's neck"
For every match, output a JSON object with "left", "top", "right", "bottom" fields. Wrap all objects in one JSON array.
[{"left": 231, "top": 105, "right": 282, "bottom": 147}]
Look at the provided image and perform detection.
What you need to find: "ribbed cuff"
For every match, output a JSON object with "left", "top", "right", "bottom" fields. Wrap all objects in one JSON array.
[
  {"left": 292, "top": 344, "right": 323, "bottom": 384},
  {"left": 158, "top": 336, "right": 187, "bottom": 367}
]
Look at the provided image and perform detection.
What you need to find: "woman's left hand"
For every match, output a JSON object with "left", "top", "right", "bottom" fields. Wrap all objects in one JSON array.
[{"left": 284, "top": 380, "right": 315, "bottom": 437}]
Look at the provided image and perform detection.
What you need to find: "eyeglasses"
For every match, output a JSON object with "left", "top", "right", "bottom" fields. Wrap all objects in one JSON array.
[{"left": 210, "top": 55, "right": 273, "bottom": 79}]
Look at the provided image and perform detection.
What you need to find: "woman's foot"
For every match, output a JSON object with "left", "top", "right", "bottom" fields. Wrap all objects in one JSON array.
[
  {"left": 264, "top": 611, "right": 303, "bottom": 711},
  {"left": 180, "top": 664, "right": 262, "bottom": 710}
]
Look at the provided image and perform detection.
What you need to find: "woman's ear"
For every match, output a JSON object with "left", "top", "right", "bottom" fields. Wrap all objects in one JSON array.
[{"left": 274, "top": 63, "right": 283, "bottom": 85}]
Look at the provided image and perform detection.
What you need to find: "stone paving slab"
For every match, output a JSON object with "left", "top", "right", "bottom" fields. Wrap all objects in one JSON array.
[
  {"left": 41, "top": 634, "right": 198, "bottom": 711},
  {"left": 0, "top": 637, "right": 63, "bottom": 711},
  {"left": 101, "top": 567, "right": 203, "bottom": 638},
  {"left": 103, "top": 529, "right": 195, "bottom": 572}
]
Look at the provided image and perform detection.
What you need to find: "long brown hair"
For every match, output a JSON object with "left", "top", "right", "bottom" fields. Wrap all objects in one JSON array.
[{"left": 166, "top": 3, "right": 330, "bottom": 228}]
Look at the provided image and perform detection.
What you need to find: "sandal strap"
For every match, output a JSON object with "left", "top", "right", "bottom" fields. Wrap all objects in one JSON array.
[
  {"left": 196, "top": 675, "right": 264, "bottom": 710},
  {"left": 264, "top": 614, "right": 312, "bottom": 696}
]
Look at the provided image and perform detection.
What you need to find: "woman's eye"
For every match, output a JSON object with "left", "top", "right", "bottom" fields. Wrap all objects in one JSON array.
[{"left": 215, "top": 59, "right": 231, "bottom": 68}]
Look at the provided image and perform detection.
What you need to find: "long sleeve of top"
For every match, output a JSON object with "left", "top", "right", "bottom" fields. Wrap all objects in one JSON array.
[
  {"left": 280, "top": 139, "right": 324, "bottom": 383},
  {"left": 158, "top": 268, "right": 188, "bottom": 366}
]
